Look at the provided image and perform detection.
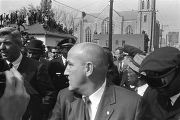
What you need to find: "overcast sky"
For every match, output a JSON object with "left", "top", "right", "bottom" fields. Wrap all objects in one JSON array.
[{"left": 0, "top": 0, "right": 180, "bottom": 33}]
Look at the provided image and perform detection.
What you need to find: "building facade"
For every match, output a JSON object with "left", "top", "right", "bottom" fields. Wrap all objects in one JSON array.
[{"left": 73, "top": 0, "right": 159, "bottom": 51}]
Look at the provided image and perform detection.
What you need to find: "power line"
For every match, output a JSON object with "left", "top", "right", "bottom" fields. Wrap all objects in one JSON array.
[
  {"left": 95, "top": 5, "right": 109, "bottom": 19},
  {"left": 52, "top": 0, "right": 110, "bottom": 22}
]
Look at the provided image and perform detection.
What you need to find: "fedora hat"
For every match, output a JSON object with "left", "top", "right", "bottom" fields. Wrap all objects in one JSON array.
[
  {"left": 124, "top": 53, "right": 146, "bottom": 72},
  {"left": 27, "top": 39, "right": 45, "bottom": 51}
]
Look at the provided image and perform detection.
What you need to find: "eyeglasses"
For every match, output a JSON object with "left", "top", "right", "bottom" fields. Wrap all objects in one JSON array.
[{"left": 140, "top": 67, "right": 178, "bottom": 88}]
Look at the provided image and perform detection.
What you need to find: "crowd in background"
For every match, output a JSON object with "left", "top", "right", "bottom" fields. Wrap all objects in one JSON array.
[
  {"left": 0, "top": 11, "right": 73, "bottom": 34},
  {"left": 1, "top": 26, "right": 180, "bottom": 120}
]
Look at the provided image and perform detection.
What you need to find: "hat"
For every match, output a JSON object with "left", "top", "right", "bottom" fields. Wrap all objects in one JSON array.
[
  {"left": 123, "top": 44, "right": 145, "bottom": 57},
  {"left": 27, "top": 39, "right": 45, "bottom": 52},
  {"left": 139, "top": 47, "right": 180, "bottom": 73},
  {"left": 57, "top": 38, "right": 76, "bottom": 48},
  {"left": 124, "top": 53, "right": 146, "bottom": 72}
]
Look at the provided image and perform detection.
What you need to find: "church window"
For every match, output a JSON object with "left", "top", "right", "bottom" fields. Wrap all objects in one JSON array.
[
  {"left": 85, "top": 27, "right": 92, "bottom": 42},
  {"left": 116, "top": 40, "right": 119, "bottom": 45},
  {"left": 142, "top": 0, "right": 145, "bottom": 9},
  {"left": 144, "top": 15, "right": 147, "bottom": 22},
  {"left": 125, "top": 25, "right": 133, "bottom": 34},
  {"left": 147, "top": 0, "right": 150, "bottom": 9},
  {"left": 101, "top": 17, "right": 109, "bottom": 34},
  {"left": 106, "top": 40, "right": 109, "bottom": 47}
]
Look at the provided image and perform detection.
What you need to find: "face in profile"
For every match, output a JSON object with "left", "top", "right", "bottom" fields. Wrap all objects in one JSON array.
[
  {"left": 0, "top": 35, "right": 20, "bottom": 62},
  {"left": 64, "top": 49, "right": 86, "bottom": 92}
]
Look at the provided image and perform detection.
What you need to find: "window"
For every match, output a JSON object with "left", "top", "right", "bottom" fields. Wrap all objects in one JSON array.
[
  {"left": 106, "top": 40, "right": 109, "bottom": 47},
  {"left": 147, "top": 0, "right": 150, "bottom": 9},
  {"left": 125, "top": 25, "right": 133, "bottom": 34},
  {"left": 85, "top": 27, "right": 91, "bottom": 42},
  {"left": 115, "top": 40, "right": 119, "bottom": 45},
  {"left": 101, "top": 17, "right": 109, "bottom": 34},
  {"left": 142, "top": 0, "right": 145, "bottom": 9},
  {"left": 144, "top": 15, "right": 147, "bottom": 22}
]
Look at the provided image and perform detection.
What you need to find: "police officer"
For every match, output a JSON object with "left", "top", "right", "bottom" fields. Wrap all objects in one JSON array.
[{"left": 48, "top": 38, "right": 75, "bottom": 92}]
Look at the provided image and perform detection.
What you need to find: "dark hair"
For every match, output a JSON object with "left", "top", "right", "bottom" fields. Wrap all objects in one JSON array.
[{"left": 0, "top": 27, "right": 22, "bottom": 47}]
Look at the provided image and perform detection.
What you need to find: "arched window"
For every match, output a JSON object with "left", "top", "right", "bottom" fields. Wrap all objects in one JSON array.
[
  {"left": 125, "top": 25, "right": 133, "bottom": 34},
  {"left": 101, "top": 17, "right": 109, "bottom": 34},
  {"left": 147, "top": 0, "right": 150, "bottom": 9},
  {"left": 142, "top": 0, "right": 145, "bottom": 9},
  {"left": 144, "top": 15, "right": 147, "bottom": 22},
  {"left": 85, "top": 27, "right": 91, "bottom": 42}
]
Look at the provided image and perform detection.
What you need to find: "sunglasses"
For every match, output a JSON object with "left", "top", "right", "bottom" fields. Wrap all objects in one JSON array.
[{"left": 140, "top": 67, "right": 178, "bottom": 88}]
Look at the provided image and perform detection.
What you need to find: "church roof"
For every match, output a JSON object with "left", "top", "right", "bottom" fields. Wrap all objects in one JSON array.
[
  {"left": 84, "top": 13, "right": 99, "bottom": 23},
  {"left": 25, "top": 23, "right": 76, "bottom": 39},
  {"left": 84, "top": 10, "right": 138, "bottom": 22},
  {"left": 117, "top": 10, "right": 138, "bottom": 21}
]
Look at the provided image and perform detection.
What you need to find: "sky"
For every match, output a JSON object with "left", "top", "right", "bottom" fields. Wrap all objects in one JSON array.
[{"left": 0, "top": 0, "right": 180, "bottom": 34}]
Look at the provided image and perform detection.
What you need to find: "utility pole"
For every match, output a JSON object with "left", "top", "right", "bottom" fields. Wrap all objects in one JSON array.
[
  {"left": 149, "top": 0, "right": 156, "bottom": 52},
  {"left": 109, "top": 0, "right": 113, "bottom": 51}
]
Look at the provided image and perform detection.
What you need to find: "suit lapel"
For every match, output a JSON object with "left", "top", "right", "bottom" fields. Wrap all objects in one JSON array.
[
  {"left": 68, "top": 92, "right": 83, "bottom": 120},
  {"left": 17, "top": 56, "right": 39, "bottom": 94},
  {"left": 17, "top": 56, "right": 26, "bottom": 73},
  {"left": 94, "top": 84, "right": 116, "bottom": 120}
]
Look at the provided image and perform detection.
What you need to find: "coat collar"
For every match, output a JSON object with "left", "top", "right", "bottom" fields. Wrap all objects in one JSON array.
[
  {"left": 94, "top": 84, "right": 116, "bottom": 120},
  {"left": 70, "top": 83, "right": 116, "bottom": 120}
]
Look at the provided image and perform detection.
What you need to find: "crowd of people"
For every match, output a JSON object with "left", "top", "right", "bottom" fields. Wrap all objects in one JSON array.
[
  {"left": 1, "top": 26, "right": 180, "bottom": 120},
  {"left": 0, "top": 11, "right": 73, "bottom": 34}
]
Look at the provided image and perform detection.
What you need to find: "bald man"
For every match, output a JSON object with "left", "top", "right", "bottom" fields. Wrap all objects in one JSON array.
[{"left": 50, "top": 43, "right": 142, "bottom": 120}]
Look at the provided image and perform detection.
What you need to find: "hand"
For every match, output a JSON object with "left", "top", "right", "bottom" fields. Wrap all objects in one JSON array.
[{"left": 0, "top": 68, "right": 30, "bottom": 120}]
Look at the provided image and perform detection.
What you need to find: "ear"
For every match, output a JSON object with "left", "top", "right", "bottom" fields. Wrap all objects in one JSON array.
[{"left": 85, "top": 62, "right": 94, "bottom": 76}]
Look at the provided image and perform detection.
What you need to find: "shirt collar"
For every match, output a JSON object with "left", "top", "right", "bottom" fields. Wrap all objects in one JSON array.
[
  {"left": 7, "top": 53, "right": 23, "bottom": 69},
  {"left": 89, "top": 80, "right": 106, "bottom": 107},
  {"left": 170, "top": 92, "right": 180, "bottom": 105}
]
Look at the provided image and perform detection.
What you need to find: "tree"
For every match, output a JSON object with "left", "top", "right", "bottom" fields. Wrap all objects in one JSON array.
[
  {"left": 52, "top": 7, "right": 78, "bottom": 34},
  {"left": 40, "top": 0, "right": 52, "bottom": 15}
]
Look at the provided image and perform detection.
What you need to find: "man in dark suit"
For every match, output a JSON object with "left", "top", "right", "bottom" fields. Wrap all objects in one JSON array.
[
  {"left": 139, "top": 47, "right": 180, "bottom": 120},
  {"left": 48, "top": 38, "right": 75, "bottom": 92},
  {"left": 50, "top": 42, "right": 142, "bottom": 120},
  {"left": 0, "top": 27, "right": 56, "bottom": 120}
]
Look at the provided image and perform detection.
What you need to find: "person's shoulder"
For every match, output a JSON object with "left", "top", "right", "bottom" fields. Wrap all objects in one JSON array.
[
  {"left": 23, "top": 56, "right": 48, "bottom": 69},
  {"left": 57, "top": 88, "right": 76, "bottom": 102},
  {"left": 112, "top": 85, "right": 141, "bottom": 99}
]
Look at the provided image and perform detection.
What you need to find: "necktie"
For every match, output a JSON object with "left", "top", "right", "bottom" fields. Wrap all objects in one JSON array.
[
  {"left": 8, "top": 62, "right": 13, "bottom": 69},
  {"left": 83, "top": 96, "right": 91, "bottom": 120}
]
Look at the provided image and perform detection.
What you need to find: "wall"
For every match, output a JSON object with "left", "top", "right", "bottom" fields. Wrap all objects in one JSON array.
[{"left": 93, "top": 34, "right": 144, "bottom": 52}]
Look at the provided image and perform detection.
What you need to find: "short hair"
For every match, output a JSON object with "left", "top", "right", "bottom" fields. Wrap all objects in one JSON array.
[{"left": 0, "top": 27, "right": 22, "bottom": 47}]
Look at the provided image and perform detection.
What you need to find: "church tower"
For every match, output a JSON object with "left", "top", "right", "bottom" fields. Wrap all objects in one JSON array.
[
  {"left": 138, "top": 0, "right": 155, "bottom": 36},
  {"left": 138, "top": 0, "right": 157, "bottom": 51}
]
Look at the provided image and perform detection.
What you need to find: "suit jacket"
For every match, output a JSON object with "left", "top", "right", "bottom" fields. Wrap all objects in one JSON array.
[
  {"left": 50, "top": 83, "right": 142, "bottom": 120},
  {"left": 48, "top": 56, "right": 69, "bottom": 92},
  {"left": 18, "top": 56, "right": 56, "bottom": 120},
  {"left": 139, "top": 87, "right": 180, "bottom": 120}
]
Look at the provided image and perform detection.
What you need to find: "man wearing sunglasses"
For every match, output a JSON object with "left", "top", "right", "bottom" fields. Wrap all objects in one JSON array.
[{"left": 138, "top": 47, "right": 180, "bottom": 120}]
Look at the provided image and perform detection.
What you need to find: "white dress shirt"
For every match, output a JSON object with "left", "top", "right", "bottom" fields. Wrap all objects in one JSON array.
[
  {"left": 170, "top": 92, "right": 180, "bottom": 106},
  {"left": 88, "top": 80, "right": 106, "bottom": 120}
]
